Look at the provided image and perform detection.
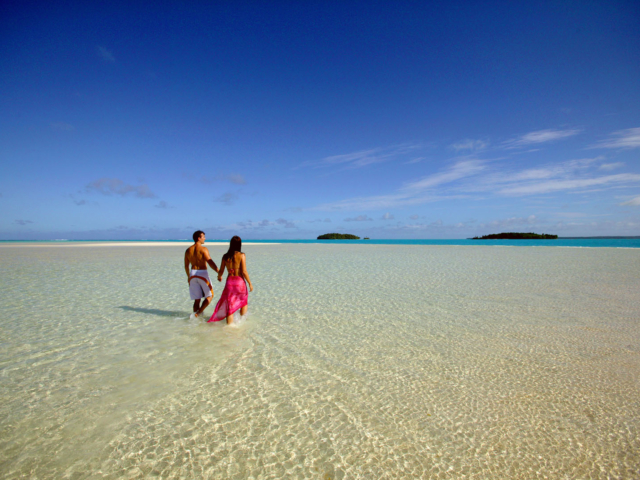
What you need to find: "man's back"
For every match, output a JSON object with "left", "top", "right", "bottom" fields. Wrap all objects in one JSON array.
[{"left": 186, "top": 243, "right": 210, "bottom": 270}]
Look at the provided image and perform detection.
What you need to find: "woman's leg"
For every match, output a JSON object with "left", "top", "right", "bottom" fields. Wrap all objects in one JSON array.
[
  {"left": 240, "top": 305, "right": 247, "bottom": 316},
  {"left": 226, "top": 313, "right": 233, "bottom": 324}
]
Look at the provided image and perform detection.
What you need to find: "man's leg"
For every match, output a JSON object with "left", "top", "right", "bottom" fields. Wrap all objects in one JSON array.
[
  {"left": 196, "top": 296, "right": 212, "bottom": 316},
  {"left": 193, "top": 299, "right": 201, "bottom": 313}
]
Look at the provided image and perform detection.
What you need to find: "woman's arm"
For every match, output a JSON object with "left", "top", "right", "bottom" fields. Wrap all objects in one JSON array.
[
  {"left": 217, "top": 256, "right": 226, "bottom": 281},
  {"left": 241, "top": 253, "right": 253, "bottom": 292}
]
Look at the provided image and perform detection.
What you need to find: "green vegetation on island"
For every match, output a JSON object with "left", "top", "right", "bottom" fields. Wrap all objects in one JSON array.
[
  {"left": 471, "top": 232, "right": 558, "bottom": 240},
  {"left": 317, "top": 233, "right": 361, "bottom": 240}
]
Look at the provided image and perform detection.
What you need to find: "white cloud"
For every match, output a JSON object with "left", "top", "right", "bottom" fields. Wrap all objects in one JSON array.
[
  {"left": 275, "top": 218, "right": 296, "bottom": 228},
  {"left": 409, "top": 214, "right": 419, "bottom": 220},
  {"left": 228, "top": 174, "right": 246, "bottom": 185},
  {"left": 591, "top": 127, "right": 640, "bottom": 149},
  {"left": 480, "top": 215, "right": 538, "bottom": 228},
  {"left": 381, "top": 212, "right": 394, "bottom": 220},
  {"left": 193, "top": 173, "right": 247, "bottom": 185},
  {"left": 344, "top": 215, "right": 373, "bottom": 222},
  {"left": 405, "top": 157, "right": 425, "bottom": 164},
  {"left": 502, "top": 128, "right": 581, "bottom": 149},
  {"left": 312, "top": 150, "right": 640, "bottom": 213},
  {"left": 214, "top": 193, "right": 237, "bottom": 205},
  {"left": 301, "top": 143, "right": 422, "bottom": 169},
  {"left": 451, "top": 139, "right": 488, "bottom": 152},
  {"left": 599, "top": 162, "right": 624, "bottom": 171},
  {"left": 97, "top": 46, "right": 115, "bottom": 62},
  {"left": 404, "top": 160, "right": 485, "bottom": 191},
  {"left": 86, "top": 178, "right": 156, "bottom": 199},
  {"left": 620, "top": 196, "right": 640, "bottom": 206},
  {"left": 315, "top": 159, "right": 484, "bottom": 211},
  {"left": 497, "top": 173, "right": 640, "bottom": 196}
]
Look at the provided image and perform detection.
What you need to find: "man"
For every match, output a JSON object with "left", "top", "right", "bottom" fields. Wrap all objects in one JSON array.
[{"left": 184, "top": 230, "right": 219, "bottom": 318}]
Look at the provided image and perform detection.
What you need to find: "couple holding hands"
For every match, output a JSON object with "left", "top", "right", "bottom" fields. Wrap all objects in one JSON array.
[{"left": 184, "top": 231, "right": 253, "bottom": 325}]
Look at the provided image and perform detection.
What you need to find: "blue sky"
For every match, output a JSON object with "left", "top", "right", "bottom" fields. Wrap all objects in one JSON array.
[{"left": 1, "top": 0, "right": 639, "bottom": 239}]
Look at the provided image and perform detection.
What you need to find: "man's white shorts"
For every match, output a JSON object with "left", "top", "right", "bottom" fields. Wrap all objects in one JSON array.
[{"left": 189, "top": 269, "right": 213, "bottom": 300}]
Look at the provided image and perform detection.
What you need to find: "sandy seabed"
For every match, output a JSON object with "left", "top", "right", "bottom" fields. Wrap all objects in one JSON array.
[{"left": 0, "top": 244, "right": 639, "bottom": 479}]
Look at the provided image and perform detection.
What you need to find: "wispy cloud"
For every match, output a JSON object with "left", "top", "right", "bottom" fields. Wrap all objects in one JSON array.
[
  {"left": 478, "top": 215, "right": 538, "bottom": 229},
  {"left": 14, "top": 219, "right": 33, "bottom": 226},
  {"left": 404, "top": 159, "right": 485, "bottom": 191},
  {"left": 276, "top": 218, "right": 296, "bottom": 228},
  {"left": 186, "top": 173, "right": 247, "bottom": 185},
  {"left": 502, "top": 128, "right": 581, "bottom": 149},
  {"left": 599, "top": 162, "right": 624, "bottom": 171},
  {"left": 97, "top": 46, "right": 115, "bottom": 62},
  {"left": 315, "top": 159, "right": 485, "bottom": 211},
  {"left": 381, "top": 212, "right": 394, "bottom": 220},
  {"left": 590, "top": 127, "right": 640, "bottom": 149},
  {"left": 86, "top": 178, "right": 156, "bottom": 199},
  {"left": 155, "top": 201, "right": 172, "bottom": 209},
  {"left": 451, "top": 139, "right": 488, "bottom": 152},
  {"left": 344, "top": 215, "right": 373, "bottom": 222},
  {"left": 405, "top": 157, "right": 425, "bottom": 164},
  {"left": 496, "top": 173, "right": 640, "bottom": 196},
  {"left": 222, "top": 218, "right": 296, "bottom": 230},
  {"left": 301, "top": 143, "right": 422, "bottom": 169},
  {"left": 228, "top": 174, "right": 246, "bottom": 185},
  {"left": 460, "top": 156, "right": 640, "bottom": 197},
  {"left": 314, "top": 152, "right": 640, "bottom": 212},
  {"left": 214, "top": 193, "right": 237, "bottom": 205},
  {"left": 621, "top": 196, "right": 640, "bottom": 206}
]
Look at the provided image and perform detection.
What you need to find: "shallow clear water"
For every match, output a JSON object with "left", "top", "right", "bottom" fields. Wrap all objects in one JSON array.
[{"left": 1, "top": 244, "right": 639, "bottom": 479}]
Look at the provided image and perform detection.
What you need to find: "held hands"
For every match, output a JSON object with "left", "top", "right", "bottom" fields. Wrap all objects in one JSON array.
[{"left": 217, "top": 275, "right": 223, "bottom": 282}]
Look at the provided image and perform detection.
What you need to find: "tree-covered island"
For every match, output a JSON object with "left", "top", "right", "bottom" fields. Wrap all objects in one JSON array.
[
  {"left": 317, "top": 233, "right": 361, "bottom": 240},
  {"left": 471, "top": 232, "right": 558, "bottom": 240}
]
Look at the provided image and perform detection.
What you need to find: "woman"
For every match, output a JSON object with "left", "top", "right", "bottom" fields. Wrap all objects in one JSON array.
[{"left": 208, "top": 236, "right": 253, "bottom": 325}]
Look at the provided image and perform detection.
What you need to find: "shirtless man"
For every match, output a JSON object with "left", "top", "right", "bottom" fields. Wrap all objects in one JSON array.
[{"left": 184, "top": 230, "right": 219, "bottom": 318}]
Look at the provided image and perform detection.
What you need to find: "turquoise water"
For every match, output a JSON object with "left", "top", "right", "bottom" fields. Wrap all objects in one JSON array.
[
  {"left": 1, "top": 243, "right": 639, "bottom": 478},
  {"left": 3, "top": 238, "right": 640, "bottom": 248}
]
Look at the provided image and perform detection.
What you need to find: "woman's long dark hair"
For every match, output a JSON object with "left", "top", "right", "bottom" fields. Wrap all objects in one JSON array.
[{"left": 224, "top": 236, "right": 242, "bottom": 261}]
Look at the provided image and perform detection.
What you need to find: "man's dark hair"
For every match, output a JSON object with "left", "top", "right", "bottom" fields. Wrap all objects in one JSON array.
[{"left": 192, "top": 230, "right": 205, "bottom": 242}]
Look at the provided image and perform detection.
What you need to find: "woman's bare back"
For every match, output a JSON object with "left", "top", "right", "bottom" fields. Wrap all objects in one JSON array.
[{"left": 225, "top": 251, "right": 244, "bottom": 277}]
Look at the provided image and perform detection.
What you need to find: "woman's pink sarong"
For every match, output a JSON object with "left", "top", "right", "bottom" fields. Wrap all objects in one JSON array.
[{"left": 208, "top": 276, "right": 248, "bottom": 322}]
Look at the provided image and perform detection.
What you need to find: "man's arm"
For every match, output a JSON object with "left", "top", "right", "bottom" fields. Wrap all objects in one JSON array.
[
  {"left": 203, "top": 247, "right": 219, "bottom": 273},
  {"left": 184, "top": 249, "right": 191, "bottom": 281},
  {"left": 217, "top": 257, "right": 226, "bottom": 281}
]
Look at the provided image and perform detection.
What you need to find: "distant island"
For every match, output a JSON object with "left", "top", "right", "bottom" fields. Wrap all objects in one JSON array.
[
  {"left": 471, "top": 232, "right": 558, "bottom": 240},
  {"left": 317, "top": 233, "right": 360, "bottom": 240}
]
